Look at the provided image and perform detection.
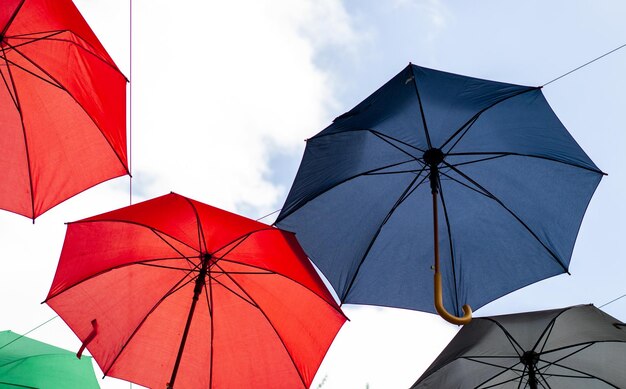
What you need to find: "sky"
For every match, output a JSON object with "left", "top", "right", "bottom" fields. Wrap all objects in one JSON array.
[{"left": 0, "top": 1, "right": 625, "bottom": 388}]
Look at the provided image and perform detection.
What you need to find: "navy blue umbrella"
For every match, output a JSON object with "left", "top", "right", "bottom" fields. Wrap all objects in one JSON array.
[{"left": 275, "top": 64, "right": 604, "bottom": 324}]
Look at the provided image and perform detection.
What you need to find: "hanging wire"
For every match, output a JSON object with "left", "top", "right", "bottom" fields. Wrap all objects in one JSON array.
[
  {"left": 599, "top": 293, "right": 626, "bottom": 309},
  {"left": 128, "top": 0, "right": 133, "bottom": 205},
  {"left": 542, "top": 42, "right": 626, "bottom": 87},
  {"left": 256, "top": 208, "right": 281, "bottom": 222},
  {"left": 0, "top": 315, "right": 58, "bottom": 350}
]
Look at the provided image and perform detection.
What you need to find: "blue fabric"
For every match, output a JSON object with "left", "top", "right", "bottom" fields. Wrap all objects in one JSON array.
[{"left": 276, "top": 64, "right": 603, "bottom": 316}]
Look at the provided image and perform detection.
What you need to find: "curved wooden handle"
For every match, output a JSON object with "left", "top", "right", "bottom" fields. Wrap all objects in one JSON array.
[
  {"left": 430, "top": 171, "right": 472, "bottom": 325},
  {"left": 434, "top": 272, "right": 472, "bottom": 325}
]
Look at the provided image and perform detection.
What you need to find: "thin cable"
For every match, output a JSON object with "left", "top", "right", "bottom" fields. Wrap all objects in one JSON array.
[
  {"left": 0, "top": 315, "right": 58, "bottom": 350},
  {"left": 256, "top": 208, "right": 281, "bottom": 222},
  {"left": 599, "top": 293, "right": 626, "bottom": 309},
  {"left": 128, "top": 0, "right": 133, "bottom": 205},
  {"left": 542, "top": 43, "right": 626, "bottom": 87}
]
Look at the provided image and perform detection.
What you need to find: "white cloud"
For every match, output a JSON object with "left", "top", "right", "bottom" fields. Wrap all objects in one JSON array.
[
  {"left": 124, "top": 0, "right": 358, "bottom": 214},
  {"left": 393, "top": 0, "right": 451, "bottom": 41}
]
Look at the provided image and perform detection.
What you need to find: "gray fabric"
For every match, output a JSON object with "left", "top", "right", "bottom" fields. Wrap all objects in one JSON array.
[{"left": 412, "top": 305, "right": 626, "bottom": 388}]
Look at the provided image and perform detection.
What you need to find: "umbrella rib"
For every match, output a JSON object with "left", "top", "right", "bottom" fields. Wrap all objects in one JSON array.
[
  {"left": 151, "top": 229, "right": 197, "bottom": 268},
  {"left": 212, "top": 260, "right": 346, "bottom": 318},
  {"left": 536, "top": 360, "right": 620, "bottom": 388},
  {"left": 536, "top": 319, "right": 558, "bottom": 355},
  {"left": 207, "top": 264, "right": 309, "bottom": 388},
  {"left": 481, "top": 318, "right": 526, "bottom": 356},
  {"left": 1, "top": 45, "right": 35, "bottom": 219},
  {"left": 370, "top": 129, "right": 426, "bottom": 153},
  {"left": 4, "top": 30, "right": 65, "bottom": 51},
  {"left": 0, "top": 0, "right": 25, "bottom": 37},
  {"left": 443, "top": 115, "right": 480, "bottom": 154},
  {"left": 208, "top": 272, "right": 258, "bottom": 308},
  {"left": 136, "top": 262, "right": 200, "bottom": 272},
  {"left": 6, "top": 43, "right": 130, "bottom": 176},
  {"left": 69, "top": 218, "right": 200, "bottom": 254},
  {"left": 311, "top": 128, "right": 426, "bottom": 154},
  {"left": 436, "top": 173, "right": 462, "bottom": 316},
  {"left": 0, "top": 381, "right": 36, "bottom": 389},
  {"left": 0, "top": 56, "right": 19, "bottom": 109},
  {"left": 445, "top": 154, "right": 509, "bottom": 168},
  {"left": 369, "top": 130, "right": 423, "bottom": 161},
  {"left": 443, "top": 162, "right": 569, "bottom": 272},
  {"left": 365, "top": 168, "right": 423, "bottom": 176},
  {"left": 277, "top": 158, "right": 423, "bottom": 223},
  {"left": 0, "top": 50, "right": 64, "bottom": 89},
  {"left": 439, "top": 87, "right": 539, "bottom": 151},
  {"left": 517, "top": 364, "right": 528, "bottom": 389},
  {"left": 102, "top": 269, "right": 200, "bottom": 376},
  {"left": 408, "top": 64, "right": 433, "bottom": 148},
  {"left": 179, "top": 196, "right": 210, "bottom": 255},
  {"left": 210, "top": 228, "right": 274, "bottom": 260},
  {"left": 472, "top": 361, "right": 526, "bottom": 389},
  {"left": 342, "top": 167, "right": 429, "bottom": 302},
  {"left": 447, "top": 151, "right": 605, "bottom": 175},
  {"left": 463, "top": 356, "right": 526, "bottom": 371},
  {"left": 535, "top": 372, "right": 552, "bottom": 389},
  {"left": 45, "top": 256, "right": 195, "bottom": 301},
  {"left": 540, "top": 340, "right": 626, "bottom": 357},
  {"left": 438, "top": 169, "right": 491, "bottom": 199},
  {"left": 531, "top": 306, "right": 573, "bottom": 352},
  {"left": 207, "top": 271, "right": 215, "bottom": 388},
  {"left": 6, "top": 28, "right": 123, "bottom": 75},
  {"left": 538, "top": 342, "right": 596, "bottom": 367}
]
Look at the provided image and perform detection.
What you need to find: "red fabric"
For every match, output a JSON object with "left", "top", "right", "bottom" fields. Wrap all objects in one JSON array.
[
  {"left": 0, "top": 0, "right": 127, "bottom": 219},
  {"left": 46, "top": 193, "right": 346, "bottom": 389}
]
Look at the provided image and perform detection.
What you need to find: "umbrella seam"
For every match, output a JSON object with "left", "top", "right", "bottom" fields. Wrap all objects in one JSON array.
[
  {"left": 408, "top": 63, "right": 433, "bottom": 149},
  {"left": 447, "top": 151, "right": 605, "bottom": 175}
]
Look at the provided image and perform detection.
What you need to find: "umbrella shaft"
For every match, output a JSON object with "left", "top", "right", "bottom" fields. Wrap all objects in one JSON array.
[
  {"left": 168, "top": 255, "right": 211, "bottom": 389},
  {"left": 528, "top": 367, "right": 538, "bottom": 389},
  {"left": 430, "top": 164, "right": 440, "bottom": 274}
]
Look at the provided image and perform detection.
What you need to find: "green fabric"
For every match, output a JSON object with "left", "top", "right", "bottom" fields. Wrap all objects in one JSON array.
[{"left": 0, "top": 331, "right": 100, "bottom": 389}]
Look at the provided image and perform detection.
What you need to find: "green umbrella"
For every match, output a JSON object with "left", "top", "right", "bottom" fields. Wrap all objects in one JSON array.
[{"left": 0, "top": 330, "right": 100, "bottom": 389}]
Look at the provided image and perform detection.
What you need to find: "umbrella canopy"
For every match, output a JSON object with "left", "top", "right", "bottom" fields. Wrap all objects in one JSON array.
[
  {"left": 275, "top": 63, "right": 603, "bottom": 323},
  {"left": 412, "top": 304, "right": 626, "bottom": 388},
  {"left": 0, "top": 330, "right": 100, "bottom": 388},
  {"left": 45, "top": 193, "right": 347, "bottom": 389},
  {"left": 0, "top": 0, "right": 128, "bottom": 220}
]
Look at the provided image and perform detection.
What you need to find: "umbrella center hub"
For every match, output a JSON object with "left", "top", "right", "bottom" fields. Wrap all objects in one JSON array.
[
  {"left": 423, "top": 148, "right": 444, "bottom": 167},
  {"left": 520, "top": 350, "right": 539, "bottom": 367}
]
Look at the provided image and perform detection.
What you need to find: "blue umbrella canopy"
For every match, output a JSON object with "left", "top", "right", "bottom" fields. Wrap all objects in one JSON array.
[{"left": 276, "top": 64, "right": 603, "bottom": 322}]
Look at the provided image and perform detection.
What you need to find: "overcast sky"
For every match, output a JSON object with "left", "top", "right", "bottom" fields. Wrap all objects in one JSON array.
[{"left": 1, "top": 1, "right": 625, "bottom": 388}]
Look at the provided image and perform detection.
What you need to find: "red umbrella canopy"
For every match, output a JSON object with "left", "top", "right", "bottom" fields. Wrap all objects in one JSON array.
[
  {"left": 0, "top": 0, "right": 128, "bottom": 220},
  {"left": 45, "top": 193, "right": 346, "bottom": 389}
]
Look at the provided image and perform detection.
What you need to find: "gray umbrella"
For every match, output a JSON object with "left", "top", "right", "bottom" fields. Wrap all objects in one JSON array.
[{"left": 412, "top": 305, "right": 626, "bottom": 389}]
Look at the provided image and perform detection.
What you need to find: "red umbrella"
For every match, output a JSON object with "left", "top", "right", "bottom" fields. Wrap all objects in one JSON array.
[
  {"left": 45, "top": 193, "right": 346, "bottom": 389},
  {"left": 0, "top": 0, "right": 128, "bottom": 220}
]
